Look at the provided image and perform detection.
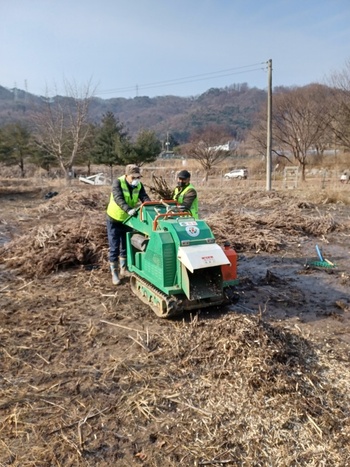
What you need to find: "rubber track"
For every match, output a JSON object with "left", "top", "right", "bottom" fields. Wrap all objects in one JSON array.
[{"left": 130, "top": 273, "right": 182, "bottom": 318}]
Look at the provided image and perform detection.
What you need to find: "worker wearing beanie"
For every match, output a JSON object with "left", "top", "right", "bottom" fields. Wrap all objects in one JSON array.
[
  {"left": 173, "top": 169, "right": 198, "bottom": 219},
  {"left": 106, "top": 164, "right": 150, "bottom": 285}
]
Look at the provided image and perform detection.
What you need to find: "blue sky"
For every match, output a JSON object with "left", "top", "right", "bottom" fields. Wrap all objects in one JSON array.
[{"left": 1, "top": 0, "right": 350, "bottom": 98}]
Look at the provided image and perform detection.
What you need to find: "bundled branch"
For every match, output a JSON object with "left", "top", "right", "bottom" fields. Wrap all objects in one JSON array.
[{"left": 147, "top": 174, "right": 174, "bottom": 200}]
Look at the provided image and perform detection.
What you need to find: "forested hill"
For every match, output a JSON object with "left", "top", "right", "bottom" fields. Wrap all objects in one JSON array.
[{"left": 0, "top": 83, "right": 266, "bottom": 143}]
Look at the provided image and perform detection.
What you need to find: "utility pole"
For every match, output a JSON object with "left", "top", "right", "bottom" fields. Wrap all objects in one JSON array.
[
  {"left": 165, "top": 131, "right": 170, "bottom": 153},
  {"left": 266, "top": 59, "right": 272, "bottom": 191}
]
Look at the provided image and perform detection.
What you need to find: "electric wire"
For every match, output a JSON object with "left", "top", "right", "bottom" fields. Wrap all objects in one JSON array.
[{"left": 98, "top": 62, "right": 267, "bottom": 96}]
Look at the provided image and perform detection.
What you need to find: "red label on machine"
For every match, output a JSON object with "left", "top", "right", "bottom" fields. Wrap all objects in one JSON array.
[{"left": 201, "top": 255, "right": 214, "bottom": 264}]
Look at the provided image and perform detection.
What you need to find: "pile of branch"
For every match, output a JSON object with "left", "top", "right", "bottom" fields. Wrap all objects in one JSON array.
[
  {"left": 0, "top": 187, "right": 347, "bottom": 277},
  {"left": 147, "top": 174, "right": 173, "bottom": 200},
  {"left": 0, "top": 216, "right": 108, "bottom": 277},
  {"left": 207, "top": 201, "right": 343, "bottom": 252},
  {"left": 0, "top": 190, "right": 110, "bottom": 278},
  {"left": 36, "top": 189, "right": 108, "bottom": 214}
]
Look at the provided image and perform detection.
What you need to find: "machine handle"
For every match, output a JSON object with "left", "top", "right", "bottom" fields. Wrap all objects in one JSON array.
[
  {"left": 139, "top": 200, "right": 180, "bottom": 221},
  {"left": 152, "top": 211, "right": 192, "bottom": 230},
  {"left": 122, "top": 206, "right": 140, "bottom": 224}
]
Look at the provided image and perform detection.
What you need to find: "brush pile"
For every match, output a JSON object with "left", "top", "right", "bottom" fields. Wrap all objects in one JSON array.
[
  {"left": 146, "top": 174, "right": 174, "bottom": 200},
  {"left": 0, "top": 188, "right": 347, "bottom": 278},
  {"left": 0, "top": 190, "right": 109, "bottom": 277},
  {"left": 1, "top": 185, "right": 350, "bottom": 465},
  {"left": 204, "top": 190, "right": 345, "bottom": 252}
]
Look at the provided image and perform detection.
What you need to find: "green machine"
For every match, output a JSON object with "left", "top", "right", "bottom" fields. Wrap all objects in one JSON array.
[{"left": 125, "top": 201, "right": 238, "bottom": 318}]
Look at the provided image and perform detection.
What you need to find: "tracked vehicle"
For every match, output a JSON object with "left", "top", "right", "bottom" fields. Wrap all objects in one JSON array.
[{"left": 124, "top": 201, "right": 238, "bottom": 318}]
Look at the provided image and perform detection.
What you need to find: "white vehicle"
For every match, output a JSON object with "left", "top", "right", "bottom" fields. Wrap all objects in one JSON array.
[
  {"left": 340, "top": 172, "right": 349, "bottom": 184},
  {"left": 79, "top": 173, "right": 111, "bottom": 186},
  {"left": 224, "top": 168, "right": 248, "bottom": 180}
]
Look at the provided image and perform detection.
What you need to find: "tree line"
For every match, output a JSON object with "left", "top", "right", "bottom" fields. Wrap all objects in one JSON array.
[
  {"left": 0, "top": 82, "right": 162, "bottom": 179},
  {"left": 1, "top": 61, "right": 350, "bottom": 180},
  {"left": 248, "top": 61, "right": 350, "bottom": 180}
]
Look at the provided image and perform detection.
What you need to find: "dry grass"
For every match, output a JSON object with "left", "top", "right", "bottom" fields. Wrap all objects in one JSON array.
[
  {"left": 308, "top": 188, "right": 350, "bottom": 205},
  {"left": 1, "top": 186, "right": 349, "bottom": 279},
  {"left": 0, "top": 297, "right": 349, "bottom": 465},
  {"left": 0, "top": 190, "right": 109, "bottom": 277},
  {"left": 1, "top": 179, "right": 350, "bottom": 465},
  {"left": 207, "top": 195, "right": 344, "bottom": 252}
]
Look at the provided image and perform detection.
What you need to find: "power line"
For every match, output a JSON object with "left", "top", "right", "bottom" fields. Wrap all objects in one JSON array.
[
  {"left": 98, "top": 62, "right": 266, "bottom": 96},
  {"left": 99, "top": 63, "right": 265, "bottom": 94}
]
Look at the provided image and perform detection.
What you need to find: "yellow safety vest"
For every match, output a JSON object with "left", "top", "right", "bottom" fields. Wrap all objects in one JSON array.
[
  {"left": 173, "top": 183, "right": 199, "bottom": 219},
  {"left": 106, "top": 175, "right": 141, "bottom": 222}
]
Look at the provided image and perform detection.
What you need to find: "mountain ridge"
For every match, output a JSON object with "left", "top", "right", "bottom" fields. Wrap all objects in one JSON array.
[{"left": 0, "top": 83, "right": 267, "bottom": 143}]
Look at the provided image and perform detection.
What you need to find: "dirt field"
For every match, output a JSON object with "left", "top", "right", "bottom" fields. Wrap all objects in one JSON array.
[{"left": 0, "top": 179, "right": 350, "bottom": 466}]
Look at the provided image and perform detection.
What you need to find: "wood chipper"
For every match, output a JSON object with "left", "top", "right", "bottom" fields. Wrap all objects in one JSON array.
[{"left": 124, "top": 201, "right": 238, "bottom": 318}]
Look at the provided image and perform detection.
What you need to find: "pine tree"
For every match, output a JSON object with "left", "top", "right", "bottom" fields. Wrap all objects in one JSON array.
[{"left": 91, "top": 111, "right": 128, "bottom": 177}]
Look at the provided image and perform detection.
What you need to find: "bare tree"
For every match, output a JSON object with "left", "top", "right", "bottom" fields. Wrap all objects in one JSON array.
[
  {"left": 248, "top": 85, "right": 336, "bottom": 173},
  {"left": 246, "top": 110, "right": 278, "bottom": 161},
  {"left": 328, "top": 60, "right": 350, "bottom": 152},
  {"left": 31, "top": 80, "right": 95, "bottom": 182},
  {"left": 272, "top": 85, "right": 333, "bottom": 180},
  {"left": 182, "top": 126, "right": 234, "bottom": 181}
]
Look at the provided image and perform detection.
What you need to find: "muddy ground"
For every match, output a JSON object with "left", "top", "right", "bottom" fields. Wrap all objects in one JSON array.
[{"left": 0, "top": 183, "right": 350, "bottom": 466}]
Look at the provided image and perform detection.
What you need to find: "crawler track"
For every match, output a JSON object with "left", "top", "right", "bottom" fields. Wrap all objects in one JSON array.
[{"left": 130, "top": 273, "right": 226, "bottom": 318}]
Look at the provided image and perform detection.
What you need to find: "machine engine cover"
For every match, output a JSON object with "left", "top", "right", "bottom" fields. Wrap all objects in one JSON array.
[{"left": 177, "top": 244, "right": 230, "bottom": 273}]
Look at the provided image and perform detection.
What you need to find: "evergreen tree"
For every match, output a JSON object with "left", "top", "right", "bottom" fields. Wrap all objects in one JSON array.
[
  {"left": 0, "top": 123, "right": 33, "bottom": 177},
  {"left": 121, "top": 129, "right": 162, "bottom": 166},
  {"left": 30, "top": 146, "right": 58, "bottom": 175},
  {"left": 91, "top": 112, "right": 128, "bottom": 178},
  {"left": 75, "top": 123, "right": 98, "bottom": 176}
]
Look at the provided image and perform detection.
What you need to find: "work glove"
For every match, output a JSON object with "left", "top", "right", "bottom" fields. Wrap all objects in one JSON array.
[{"left": 127, "top": 208, "right": 137, "bottom": 216}]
